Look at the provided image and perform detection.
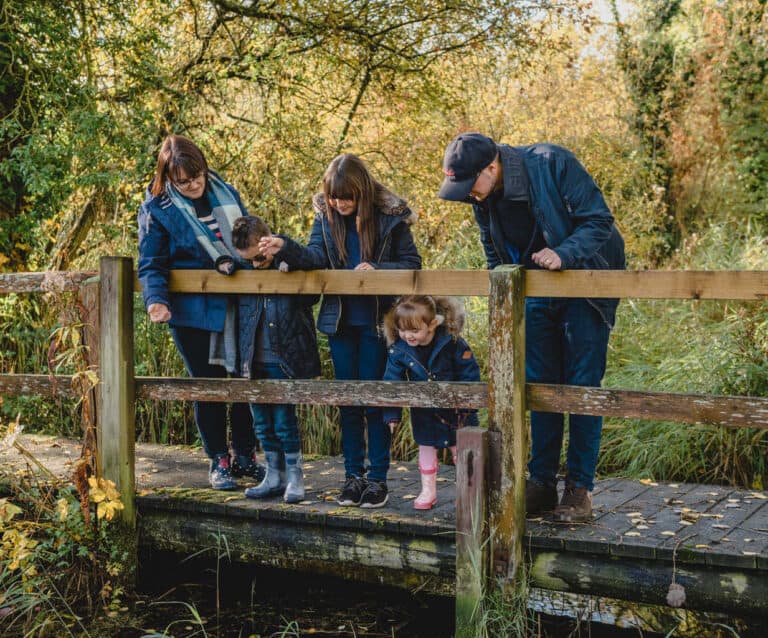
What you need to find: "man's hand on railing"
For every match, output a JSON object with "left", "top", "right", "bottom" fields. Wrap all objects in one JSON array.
[
  {"left": 147, "top": 303, "right": 171, "bottom": 323},
  {"left": 388, "top": 420, "right": 400, "bottom": 434},
  {"left": 531, "top": 248, "right": 562, "bottom": 270}
]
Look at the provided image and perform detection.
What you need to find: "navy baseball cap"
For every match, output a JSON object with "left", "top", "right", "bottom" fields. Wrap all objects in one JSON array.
[{"left": 438, "top": 133, "right": 497, "bottom": 201}]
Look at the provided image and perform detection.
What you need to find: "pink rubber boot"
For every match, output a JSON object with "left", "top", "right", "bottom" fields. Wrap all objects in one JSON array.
[{"left": 414, "top": 446, "right": 438, "bottom": 510}]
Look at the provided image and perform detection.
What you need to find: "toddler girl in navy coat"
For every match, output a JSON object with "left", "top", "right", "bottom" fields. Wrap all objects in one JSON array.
[{"left": 382, "top": 295, "right": 481, "bottom": 510}]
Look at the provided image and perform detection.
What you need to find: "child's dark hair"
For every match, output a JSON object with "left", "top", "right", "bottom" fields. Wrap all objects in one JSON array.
[{"left": 232, "top": 215, "right": 272, "bottom": 250}]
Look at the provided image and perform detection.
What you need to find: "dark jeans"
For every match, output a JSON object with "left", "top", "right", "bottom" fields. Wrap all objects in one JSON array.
[
  {"left": 525, "top": 297, "right": 611, "bottom": 491},
  {"left": 328, "top": 324, "right": 390, "bottom": 481},
  {"left": 169, "top": 325, "right": 255, "bottom": 459},
  {"left": 250, "top": 363, "right": 300, "bottom": 454}
]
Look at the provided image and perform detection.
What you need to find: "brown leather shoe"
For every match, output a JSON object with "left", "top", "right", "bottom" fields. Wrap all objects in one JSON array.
[
  {"left": 553, "top": 482, "right": 592, "bottom": 523},
  {"left": 525, "top": 479, "right": 558, "bottom": 516}
]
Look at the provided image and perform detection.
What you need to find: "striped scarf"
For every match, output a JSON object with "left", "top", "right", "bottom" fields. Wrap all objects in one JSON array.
[{"left": 166, "top": 172, "right": 243, "bottom": 373}]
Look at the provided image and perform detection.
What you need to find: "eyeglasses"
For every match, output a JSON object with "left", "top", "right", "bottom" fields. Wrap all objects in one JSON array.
[{"left": 172, "top": 172, "right": 205, "bottom": 190}]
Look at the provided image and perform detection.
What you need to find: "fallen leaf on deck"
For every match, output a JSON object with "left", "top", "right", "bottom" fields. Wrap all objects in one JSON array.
[
  {"left": 639, "top": 479, "right": 658, "bottom": 486},
  {"left": 742, "top": 551, "right": 757, "bottom": 556},
  {"left": 402, "top": 494, "right": 416, "bottom": 500},
  {"left": 749, "top": 492, "right": 767, "bottom": 500},
  {"left": 661, "top": 531, "right": 676, "bottom": 536},
  {"left": 624, "top": 531, "right": 641, "bottom": 536},
  {"left": 694, "top": 544, "right": 709, "bottom": 549}
]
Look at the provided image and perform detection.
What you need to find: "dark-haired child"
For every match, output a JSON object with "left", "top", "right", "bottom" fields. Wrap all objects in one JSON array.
[
  {"left": 382, "top": 295, "right": 481, "bottom": 510},
  {"left": 230, "top": 215, "right": 320, "bottom": 503}
]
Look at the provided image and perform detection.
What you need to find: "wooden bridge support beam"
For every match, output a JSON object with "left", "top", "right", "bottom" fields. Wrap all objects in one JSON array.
[{"left": 455, "top": 426, "right": 489, "bottom": 637}]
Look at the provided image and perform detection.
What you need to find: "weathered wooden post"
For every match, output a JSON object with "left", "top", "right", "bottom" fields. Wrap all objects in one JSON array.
[
  {"left": 97, "top": 257, "right": 137, "bottom": 576},
  {"left": 76, "top": 276, "right": 100, "bottom": 473},
  {"left": 487, "top": 265, "right": 528, "bottom": 589},
  {"left": 455, "top": 426, "right": 489, "bottom": 637}
]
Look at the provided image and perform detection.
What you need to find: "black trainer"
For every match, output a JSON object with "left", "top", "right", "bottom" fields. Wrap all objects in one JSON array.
[
  {"left": 338, "top": 475, "right": 366, "bottom": 506},
  {"left": 231, "top": 453, "right": 267, "bottom": 482},
  {"left": 360, "top": 479, "right": 388, "bottom": 509}
]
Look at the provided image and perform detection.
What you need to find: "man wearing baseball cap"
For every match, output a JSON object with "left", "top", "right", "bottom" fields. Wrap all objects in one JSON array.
[{"left": 438, "top": 132, "right": 625, "bottom": 522}]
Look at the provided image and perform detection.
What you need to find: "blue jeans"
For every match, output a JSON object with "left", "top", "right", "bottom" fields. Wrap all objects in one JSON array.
[
  {"left": 169, "top": 325, "right": 255, "bottom": 459},
  {"left": 328, "top": 325, "right": 390, "bottom": 481},
  {"left": 525, "top": 298, "right": 611, "bottom": 491},
  {"left": 250, "top": 363, "right": 301, "bottom": 454}
]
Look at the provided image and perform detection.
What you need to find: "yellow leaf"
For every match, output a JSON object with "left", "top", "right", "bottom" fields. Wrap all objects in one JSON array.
[
  {"left": 57, "top": 498, "right": 69, "bottom": 522},
  {"left": 0, "top": 499, "right": 23, "bottom": 523}
]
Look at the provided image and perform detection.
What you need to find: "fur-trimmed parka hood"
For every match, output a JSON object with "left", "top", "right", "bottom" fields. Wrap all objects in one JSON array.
[
  {"left": 383, "top": 296, "right": 467, "bottom": 345},
  {"left": 312, "top": 191, "right": 417, "bottom": 225}
]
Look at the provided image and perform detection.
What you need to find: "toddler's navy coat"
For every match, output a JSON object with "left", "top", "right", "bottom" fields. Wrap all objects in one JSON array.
[{"left": 383, "top": 328, "right": 480, "bottom": 448}]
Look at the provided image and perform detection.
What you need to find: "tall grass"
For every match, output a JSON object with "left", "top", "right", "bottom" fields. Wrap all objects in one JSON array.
[{"left": 599, "top": 223, "right": 768, "bottom": 489}]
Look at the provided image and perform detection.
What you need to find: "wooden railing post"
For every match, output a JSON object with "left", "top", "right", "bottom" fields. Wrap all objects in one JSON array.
[
  {"left": 487, "top": 265, "right": 528, "bottom": 587},
  {"left": 455, "top": 426, "right": 489, "bottom": 637},
  {"left": 97, "top": 257, "right": 136, "bottom": 537},
  {"left": 76, "top": 276, "right": 101, "bottom": 473}
]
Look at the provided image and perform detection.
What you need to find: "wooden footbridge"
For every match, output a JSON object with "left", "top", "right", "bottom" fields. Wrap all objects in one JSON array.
[{"left": 1, "top": 261, "right": 767, "bottom": 636}]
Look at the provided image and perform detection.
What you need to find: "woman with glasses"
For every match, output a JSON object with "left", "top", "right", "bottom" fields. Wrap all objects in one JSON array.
[
  {"left": 257, "top": 153, "right": 422, "bottom": 508},
  {"left": 137, "top": 134, "right": 265, "bottom": 490}
]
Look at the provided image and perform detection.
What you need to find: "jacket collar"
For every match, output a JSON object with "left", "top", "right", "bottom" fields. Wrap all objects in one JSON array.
[{"left": 497, "top": 145, "right": 530, "bottom": 202}]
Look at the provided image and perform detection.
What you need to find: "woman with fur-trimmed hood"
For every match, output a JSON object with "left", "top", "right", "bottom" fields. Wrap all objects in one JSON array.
[
  {"left": 257, "top": 153, "right": 422, "bottom": 510},
  {"left": 382, "top": 295, "right": 481, "bottom": 510}
]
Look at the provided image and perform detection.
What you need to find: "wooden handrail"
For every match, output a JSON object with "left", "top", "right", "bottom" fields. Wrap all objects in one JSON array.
[
  {"left": 4, "top": 375, "right": 767, "bottom": 430},
  {"left": 153, "top": 269, "right": 768, "bottom": 300},
  {"left": 3, "top": 269, "right": 767, "bottom": 300}
]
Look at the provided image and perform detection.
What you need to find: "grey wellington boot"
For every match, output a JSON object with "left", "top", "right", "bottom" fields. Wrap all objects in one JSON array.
[
  {"left": 283, "top": 452, "right": 305, "bottom": 504},
  {"left": 244, "top": 450, "right": 286, "bottom": 499}
]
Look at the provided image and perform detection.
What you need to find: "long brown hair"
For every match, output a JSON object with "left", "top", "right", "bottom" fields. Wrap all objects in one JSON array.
[
  {"left": 150, "top": 135, "right": 209, "bottom": 196},
  {"left": 321, "top": 153, "right": 392, "bottom": 264}
]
